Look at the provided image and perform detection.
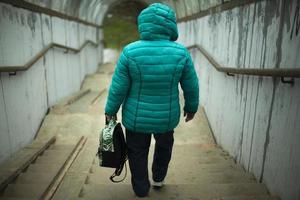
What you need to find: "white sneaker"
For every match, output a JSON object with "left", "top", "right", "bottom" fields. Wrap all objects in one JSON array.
[{"left": 152, "top": 180, "right": 164, "bottom": 189}]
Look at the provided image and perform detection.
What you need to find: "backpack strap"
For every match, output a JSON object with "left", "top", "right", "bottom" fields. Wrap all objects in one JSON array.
[{"left": 110, "top": 160, "right": 127, "bottom": 183}]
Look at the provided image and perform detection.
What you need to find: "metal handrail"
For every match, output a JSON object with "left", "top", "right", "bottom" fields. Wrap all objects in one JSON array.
[
  {"left": 187, "top": 44, "right": 300, "bottom": 78},
  {"left": 0, "top": 40, "right": 102, "bottom": 73}
]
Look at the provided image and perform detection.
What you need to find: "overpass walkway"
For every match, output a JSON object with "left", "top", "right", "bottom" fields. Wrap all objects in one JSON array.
[{"left": 0, "top": 63, "right": 279, "bottom": 200}]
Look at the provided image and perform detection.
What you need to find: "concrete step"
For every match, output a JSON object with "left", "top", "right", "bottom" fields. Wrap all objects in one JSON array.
[
  {"left": 49, "top": 144, "right": 75, "bottom": 150},
  {"left": 76, "top": 195, "right": 280, "bottom": 200},
  {"left": 68, "top": 92, "right": 99, "bottom": 107},
  {"left": 166, "top": 171, "right": 256, "bottom": 184},
  {"left": 81, "top": 74, "right": 109, "bottom": 92},
  {"left": 39, "top": 150, "right": 71, "bottom": 157},
  {"left": 149, "top": 144, "right": 225, "bottom": 155},
  {"left": 15, "top": 171, "right": 56, "bottom": 184},
  {"left": 51, "top": 172, "right": 89, "bottom": 200},
  {"left": 170, "top": 147, "right": 232, "bottom": 159},
  {"left": 86, "top": 168, "right": 255, "bottom": 185},
  {"left": 67, "top": 91, "right": 106, "bottom": 113},
  {"left": 42, "top": 149, "right": 71, "bottom": 157},
  {"left": 2, "top": 183, "right": 48, "bottom": 198},
  {"left": 26, "top": 163, "right": 61, "bottom": 173},
  {"left": 52, "top": 89, "right": 90, "bottom": 109},
  {"left": 80, "top": 183, "right": 269, "bottom": 200},
  {"left": 92, "top": 161, "right": 243, "bottom": 173},
  {"left": 0, "top": 198, "right": 38, "bottom": 200},
  {"left": 162, "top": 159, "right": 235, "bottom": 171},
  {"left": 85, "top": 168, "right": 131, "bottom": 185},
  {"left": 166, "top": 162, "right": 245, "bottom": 178},
  {"left": 34, "top": 155, "right": 67, "bottom": 165},
  {"left": 170, "top": 163, "right": 244, "bottom": 173},
  {"left": 175, "top": 156, "right": 233, "bottom": 164},
  {"left": 148, "top": 145, "right": 235, "bottom": 165},
  {"left": 211, "top": 195, "right": 280, "bottom": 200}
]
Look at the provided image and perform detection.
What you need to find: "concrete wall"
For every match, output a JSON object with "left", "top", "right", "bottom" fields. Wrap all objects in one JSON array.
[
  {"left": 164, "top": 0, "right": 226, "bottom": 18},
  {"left": 0, "top": 3, "right": 103, "bottom": 163},
  {"left": 5, "top": 0, "right": 235, "bottom": 25},
  {"left": 177, "top": 0, "right": 300, "bottom": 200},
  {"left": 14, "top": 0, "right": 152, "bottom": 25}
]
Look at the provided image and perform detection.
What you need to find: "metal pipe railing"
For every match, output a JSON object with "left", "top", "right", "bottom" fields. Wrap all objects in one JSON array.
[
  {"left": 0, "top": 40, "right": 102, "bottom": 73},
  {"left": 187, "top": 44, "right": 300, "bottom": 80}
]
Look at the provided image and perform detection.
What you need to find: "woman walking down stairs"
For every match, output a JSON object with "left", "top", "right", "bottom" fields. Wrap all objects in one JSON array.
[{"left": 0, "top": 63, "right": 279, "bottom": 200}]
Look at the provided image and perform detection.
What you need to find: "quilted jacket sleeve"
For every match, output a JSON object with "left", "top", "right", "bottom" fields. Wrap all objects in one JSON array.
[
  {"left": 105, "top": 49, "right": 130, "bottom": 116},
  {"left": 180, "top": 50, "right": 199, "bottom": 113}
]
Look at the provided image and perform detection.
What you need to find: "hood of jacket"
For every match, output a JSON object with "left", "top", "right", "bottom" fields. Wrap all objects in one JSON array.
[{"left": 137, "top": 3, "right": 178, "bottom": 41}]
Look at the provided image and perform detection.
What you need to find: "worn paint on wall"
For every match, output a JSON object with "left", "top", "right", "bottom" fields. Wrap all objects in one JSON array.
[
  {"left": 0, "top": 3, "right": 102, "bottom": 163},
  {"left": 178, "top": 0, "right": 300, "bottom": 199},
  {"left": 0, "top": 4, "right": 43, "bottom": 65}
]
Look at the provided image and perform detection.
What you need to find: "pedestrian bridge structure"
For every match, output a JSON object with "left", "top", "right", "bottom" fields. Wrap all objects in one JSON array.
[{"left": 0, "top": 0, "right": 299, "bottom": 200}]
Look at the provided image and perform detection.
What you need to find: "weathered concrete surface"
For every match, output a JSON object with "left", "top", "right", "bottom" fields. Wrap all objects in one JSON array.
[
  {"left": 0, "top": 62, "right": 279, "bottom": 199},
  {"left": 177, "top": 0, "right": 300, "bottom": 199},
  {"left": 0, "top": 3, "right": 102, "bottom": 164},
  {"left": 1, "top": 0, "right": 237, "bottom": 25},
  {"left": 0, "top": 138, "right": 80, "bottom": 199},
  {"left": 14, "top": 63, "right": 275, "bottom": 200},
  {"left": 0, "top": 0, "right": 241, "bottom": 168}
]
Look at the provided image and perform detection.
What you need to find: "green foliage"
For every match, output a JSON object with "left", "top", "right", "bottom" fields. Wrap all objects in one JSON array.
[
  {"left": 103, "top": 14, "right": 140, "bottom": 50},
  {"left": 103, "top": 1, "right": 146, "bottom": 50}
]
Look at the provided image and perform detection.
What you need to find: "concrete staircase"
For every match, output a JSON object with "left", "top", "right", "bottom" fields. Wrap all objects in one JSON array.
[
  {"left": 77, "top": 145, "right": 278, "bottom": 200},
  {"left": 0, "top": 63, "right": 280, "bottom": 199},
  {"left": 0, "top": 143, "right": 77, "bottom": 199}
]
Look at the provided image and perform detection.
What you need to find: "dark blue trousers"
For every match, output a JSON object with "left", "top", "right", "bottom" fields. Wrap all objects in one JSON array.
[{"left": 125, "top": 129, "right": 174, "bottom": 197}]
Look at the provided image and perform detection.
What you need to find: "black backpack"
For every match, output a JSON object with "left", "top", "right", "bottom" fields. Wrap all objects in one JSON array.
[{"left": 97, "top": 119, "right": 127, "bottom": 182}]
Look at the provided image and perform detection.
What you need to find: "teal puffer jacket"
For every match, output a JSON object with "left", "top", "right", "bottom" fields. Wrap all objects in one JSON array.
[{"left": 105, "top": 3, "right": 199, "bottom": 134}]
